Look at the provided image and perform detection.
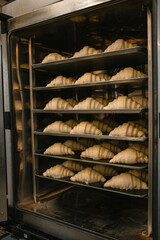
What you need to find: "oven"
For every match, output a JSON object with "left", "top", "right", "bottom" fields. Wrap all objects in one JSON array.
[{"left": 0, "top": 0, "right": 160, "bottom": 239}]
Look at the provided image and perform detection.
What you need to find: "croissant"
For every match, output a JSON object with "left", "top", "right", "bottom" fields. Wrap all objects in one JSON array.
[
  {"left": 110, "top": 67, "right": 147, "bottom": 81},
  {"left": 101, "top": 142, "right": 121, "bottom": 154},
  {"left": 72, "top": 46, "right": 102, "bottom": 58},
  {"left": 93, "top": 165, "right": 117, "bottom": 177},
  {"left": 136, "top": 119, "right": 148, "bottom": 128},
  {"left": 104, "top": 172, "right": 148, "bottom": 190},
  {"left": 70, "top": 167, "right": 106, "bottom": 184},
  {"left": 66, "top": 98, "right": 78, "bottom": 107},
  {"left": 81, "top": 145, "right": 114, "bottom": 160},
  {"left": 44, "top": 97, "right": 72, "bottom": 110},
  {"left": 128, "top": 170, "right": 148, "bottom": 182},
  {"left": 92, "top": 120, "right": 112, "bottom": 132},
  {"left": 104, "top": 96, "right": 142, "bottom": 109},
  {"left": 109, "top": 123, "right": 146, "bottom": 137},
  {"left": 93, "top": 70, "right": 110, "bottom": 80},
  {"left": 104, "top": 39, "right": 137, "bottom": 53},
  {"left": 43, "top": 164, "right": 74, "bottom": 178},
  {"left": 128, "top": 143, "right": 148, "bottom": 156},
  {"left": 70, "top": 121, "right": 102, "bottom": 135},
  {"left": 44, "top": 143, "right": 74, "bottom": 155},
  {"left": 62, "top": 161, "right": 84, "bottom": 171},
  {"left": 103, "top": 118, "right": 119, "bottom": 129},
  {"left": 75, "top": 72, "right": 107, "bottom": 84},
  {"left": 73, "top": 97, "right": 104, "bottom": 110},
  {"left": 131, "top": 96, "right": 148, "bottom": 108},
  {"left": 127, "top": 121, "right": 148, "bottom": 134},
  {"left": 95, "top": 97, "right": 108, "bottom": 106},
  {"left": 63, "top": 140, "right": 85, "bottom": 150},
  {"left": 65, "top": 119, "right": 78, "bottom": 128},
  {"left": 109, "top": 148, "right": 148, "bottom": 164},
  {"left": 79, "top": 138, "right": 95, "bottom": 148},
  {"left": 46, "top": 76, "right": 75, "bottom": 87},
  {"left": 42, "top": 53, "right": 66, "bottom": 63},
  {"left": 43, "top": 121, "right": 72, "bottom": 133}
]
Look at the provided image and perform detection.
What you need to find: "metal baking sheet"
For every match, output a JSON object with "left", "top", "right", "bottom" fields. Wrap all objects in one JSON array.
[
  {"left": 32, "top": 47, "right": 147, "bottom": 73},
  {"left": 32, "top": 77, "right": 148, "bottom": 91},
  {"left": 33, "top": 109, "right": 146, "bottom": 114},
  {"left": 36, "top": 172, "right": 148, "bottom": 198},
  {"left": 34, "top": 130, "right": 147, "bottom": 142},
  {"left": 34, "top": 151, "right": 148, "bottom": 170}
]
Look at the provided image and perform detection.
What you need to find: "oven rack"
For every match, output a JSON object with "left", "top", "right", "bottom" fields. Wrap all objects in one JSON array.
[
  {"left": 32, "top": 77, "right": 147, "bottom": 91},
  {"left": 32, "top": 47, "right": 147, "bottom": 73},
  {"left": 36, "top": 171, "right": 148, "bottom": 198},
  {"left": 34, "top": 130, "right": 147, "bottom": 142},
  {"left": 33, "top": 109, "right": 147, "bottom": 114},
  {"left": 35, "top": 151, "right": 148, "bottom": 170}
]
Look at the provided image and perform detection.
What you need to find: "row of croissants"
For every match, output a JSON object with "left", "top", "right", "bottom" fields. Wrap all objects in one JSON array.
[
  {"left": 43, "top": 141, "right": 148, "bottom": 164},
  {"left": 43, "top": 95, "right": 148, "bottom": 110},
  {"left": 43, "top": 119, "right": 148, "bottom": 137},
  {"left": 43, "top": 162, "right": 148, "bottom": 190},
  {"left": 45, "top": 67, "right": 147, "bottom": 87},
  {"left": 41, "top": 39, "right": 140, "bottom": 63}
]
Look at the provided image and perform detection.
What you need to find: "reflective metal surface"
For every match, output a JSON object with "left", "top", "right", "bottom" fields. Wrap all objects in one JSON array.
[{"left": 0, "top": 44, "right": 7, "bottom": 221}]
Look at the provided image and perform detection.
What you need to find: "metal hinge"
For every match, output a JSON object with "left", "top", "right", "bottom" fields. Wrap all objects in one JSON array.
[
  {"left": 0, "top": 13, "right": 12, "bottom": 34},
  {"left": 4, "top": 112, "right": 11, "bottom": 129}
]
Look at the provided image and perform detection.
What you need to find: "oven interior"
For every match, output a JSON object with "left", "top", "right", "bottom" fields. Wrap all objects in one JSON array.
[{"left": 9, "top": 0, "right": 151, "bottom": 239}]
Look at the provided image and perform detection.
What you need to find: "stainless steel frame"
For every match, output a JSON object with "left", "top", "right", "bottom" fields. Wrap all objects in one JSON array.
[{"left": 0, "top": 44, "right": 7, "bottom": 222}]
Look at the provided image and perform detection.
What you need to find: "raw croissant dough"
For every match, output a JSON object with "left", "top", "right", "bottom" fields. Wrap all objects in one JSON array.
[
  {"left": 65, "top": 119, "right": 78, "bottom": 128},
  {"left": 46, "top": 76, "right": 75, "bottom": 87},
  {"left": 104, "top": 172, "right": 148, "bottom": 190},
  {"left": 44, "top": 143, "right": 74, "bottom": 155},
  {"left": 80, "top": 145, "right": 114, "bottom": 160},
  {"left": 66, "top": 98, "right": 78, "bottom": 107},
  {"left": 128, "top": 142, "right": 148, "bottom": 156},
  {"left": 128, "top": 170, "right": 148, "bottom": 182},
  {"left": 43, "top": 164, "right": 74, "bottom": 178},
  {"left": 101, "top": 142, "right": 121, "bottom": 154},
  {"left": 110, "top": 67, "right": 147, "bottom": 81},
  {"left": 75, "top": 72, "right": 110, "bottom": 84},
  {"left": 109, "top": 122, "right": 146, "bottom": 137},
  {"left": 44, "top": 97, "right": 72, "bottom": 110},
  {"left": 63, "top": 139, "right": 85, "bottom": 150},
  {"left": 62, "top": 161, "right": 84, "bottom": 171},
  {"left": 93, "top": 165, "right": 117, "bottom": 177},
  {"left": 70, "top": 167, "right": 106, "bottom": 184},
  {"left": 131, "top": 96, "right": 148, "bottom": 108},
  {"left": 92, "top": 120, "right": 112, "bottom": 132},
  {"left": 109, "top": 148, "right": 148, "bottom": 164},
  {"left": 72, "top": 46, "right": 102, "bottom": 58},
  {"left": 104, "top": 96, "right": 142, "bottom": 109},
  {"left": 104, "top": 39, "right": 137, "bottom": 52},
  {"left": 43, "top": 121, "right": 72, "bottom": 133},
  {"left": 42, "top": 53, "right": 66, "bottom": 63},
  {"left": 70, "top": 121, "right": 102, "bottom": 135}
]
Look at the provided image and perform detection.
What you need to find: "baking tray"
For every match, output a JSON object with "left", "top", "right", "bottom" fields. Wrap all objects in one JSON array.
[
  {"left": 35, "top": 151, "right": 148, "bottom": 170},
  {"left": 34, "top": 130, "right": 147, "bottom": 142},
  {"left": 33, "top": 109, "right": 147, "bottom": 114},
  {"left": 36, "top": 171, "right": 148, "bottom": 198},
  {"left": 32, "top": 77, "right": 147, "bottom": 91},
  {"left": 32, "top": 47, "right": 147, "bottom": 73}
]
